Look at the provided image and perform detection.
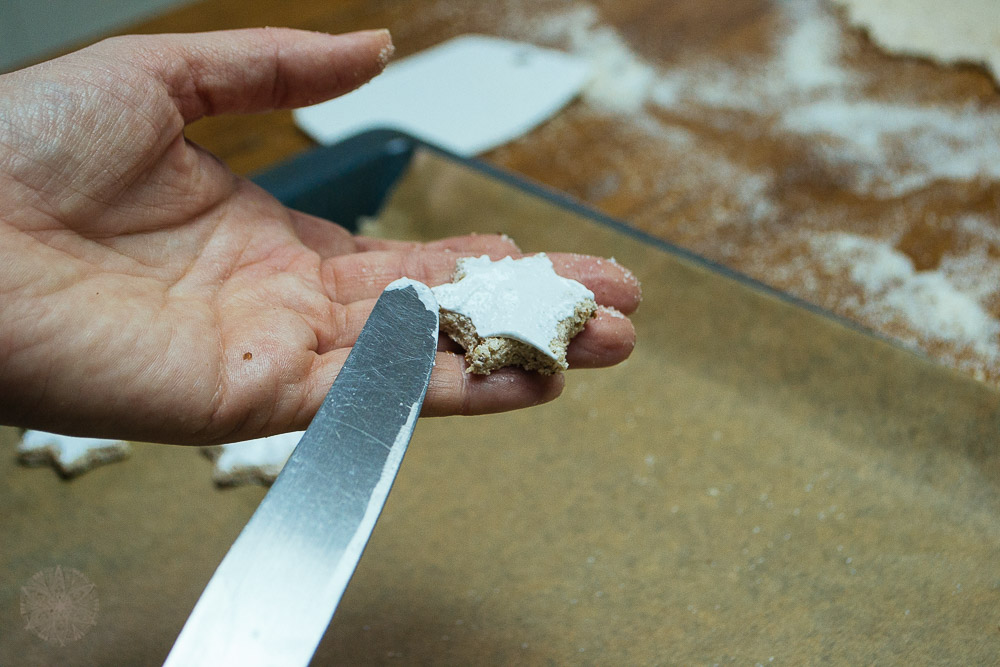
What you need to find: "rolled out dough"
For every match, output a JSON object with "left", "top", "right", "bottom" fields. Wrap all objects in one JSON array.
[{"left": 830, "top": 0, "right": 1000, "bottom": 83}]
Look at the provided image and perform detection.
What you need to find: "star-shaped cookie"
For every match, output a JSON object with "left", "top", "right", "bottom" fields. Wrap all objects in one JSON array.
[
  {"left": 203, "top": 431, "right": 303, "bottom": 486},
  {"left": 431, "top": 254, "right": 597, "bottom": 374},
  {"left": 17, "top": 430, "right": 131, "bottom": 478}
]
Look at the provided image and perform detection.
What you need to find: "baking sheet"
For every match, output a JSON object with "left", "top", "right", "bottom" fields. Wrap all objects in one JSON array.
[{"left": 2, "top": 144, "right": 999, "bottom": 665}]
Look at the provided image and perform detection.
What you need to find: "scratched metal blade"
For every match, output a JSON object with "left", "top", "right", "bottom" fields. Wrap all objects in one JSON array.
[{"left": 164, "top": 281, "right": 439, "bottom": 667}]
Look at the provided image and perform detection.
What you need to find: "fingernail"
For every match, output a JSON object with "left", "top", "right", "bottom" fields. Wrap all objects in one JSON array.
[{"left": 364, "top": 28, "right": 395, "bottom": 67}]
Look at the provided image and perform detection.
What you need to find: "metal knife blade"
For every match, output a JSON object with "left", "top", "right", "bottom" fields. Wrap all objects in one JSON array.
[{"left": 164, "top": 279, "right": 439, "bottom": 667}]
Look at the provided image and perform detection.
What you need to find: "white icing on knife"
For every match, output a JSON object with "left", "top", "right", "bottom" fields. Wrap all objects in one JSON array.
[
  {"left": 431, "top": 254, "right": 595, "bottom": 360},
  {"left": 386, "top": 277, "right": 439, "bottom": 314}
]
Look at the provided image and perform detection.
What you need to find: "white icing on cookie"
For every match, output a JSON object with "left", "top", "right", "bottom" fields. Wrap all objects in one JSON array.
[
  {"left": 207, "top": 431, "right": 303, "bottom": 485},
  {"left": 431, "top": 254, "right": 595, "bottom": 360},
  {"left": 17, "top": 430, "right": 130, "bottom": 476}
]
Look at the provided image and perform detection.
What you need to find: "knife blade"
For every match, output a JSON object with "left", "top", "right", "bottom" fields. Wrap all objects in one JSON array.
[{"left": 164, "top": 279, "right": 439, "bottom": 667}]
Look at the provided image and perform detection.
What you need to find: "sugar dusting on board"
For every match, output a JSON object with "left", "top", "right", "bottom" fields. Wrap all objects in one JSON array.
[
  {"left": 508, "top": 0, "right": 1000, "bottom": 198},
  {"left": 395, "top": 0, "right": 1000, "bottom": 383},
  {"left": 451, "top": 0, "right": 1000, "bottom": 386},
  {"left": 534, "top": 6, "right": 656, "bottom": 114},
  {"left": 810, "top": 232, "right": 1000, "bottom": 376}
]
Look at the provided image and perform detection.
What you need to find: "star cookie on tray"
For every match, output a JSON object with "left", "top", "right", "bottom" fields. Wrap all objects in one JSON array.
[
  {"left": 17, "top": 430, "right": 131, "bottom": 478},
  {"left": 202, "top": 431, "right": 303, "bottom": 487}
]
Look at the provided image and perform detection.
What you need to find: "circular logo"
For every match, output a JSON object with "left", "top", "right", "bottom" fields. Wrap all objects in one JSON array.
[{"left": 20, "top": 566, "right": 99, "bottom": 646}]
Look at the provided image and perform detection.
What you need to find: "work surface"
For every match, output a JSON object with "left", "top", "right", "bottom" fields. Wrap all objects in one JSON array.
[
  {"left": 3, "top": 147, "right": 999, "bottom": 664},
  {"left": 3, "top": 0, "right": 1000, "bottom": 664}
]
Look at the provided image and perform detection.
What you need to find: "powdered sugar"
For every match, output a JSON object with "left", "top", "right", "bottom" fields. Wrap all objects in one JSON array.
[
  {"left": 495, "top": 0, "right": 1000, "bottom": 383},
  {"left": 811, "top": 232, "right": 1000, "bottom": 368},
  {"left": 781, "top": 102, "right": 1000, "bottom": 196},
  {"left": 818, "top": 233, "right": 915, "bottom": 292},
  {"left": 779, "top": 2, "right": 854, "bottom": 93},
  {"left": 544, "top": 6, "right": 656, "bottom": 114},
  {"left": 519, "top": 0, "right": 1000, "bottom": 197}
]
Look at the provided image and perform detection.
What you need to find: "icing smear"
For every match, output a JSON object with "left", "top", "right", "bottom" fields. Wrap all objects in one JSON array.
[
  {"left": 431, "top": 254, "right": 595, "bottom": 359},
  {"left": 385, "top": 278, "right": 439, "bottom": 313}
]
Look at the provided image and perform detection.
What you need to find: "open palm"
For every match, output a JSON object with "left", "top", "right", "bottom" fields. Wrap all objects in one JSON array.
[{"left": 0, "top": 28, "right": 639, "bottom": 445}]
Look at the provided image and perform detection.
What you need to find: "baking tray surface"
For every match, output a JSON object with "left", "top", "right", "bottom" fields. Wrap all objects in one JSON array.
[{"left": 2, "top": 130, "right": 998, "bottom": 665}]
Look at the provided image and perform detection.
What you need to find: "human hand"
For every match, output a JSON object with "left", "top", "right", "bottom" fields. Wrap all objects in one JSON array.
[{"left": 0, "top": 28, "right": 639, "bottom": 446}]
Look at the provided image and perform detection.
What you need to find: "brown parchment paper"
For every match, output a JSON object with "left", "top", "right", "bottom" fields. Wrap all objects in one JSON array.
[{"left": 2, "top": 149, "right": 999, "bottom": 665}]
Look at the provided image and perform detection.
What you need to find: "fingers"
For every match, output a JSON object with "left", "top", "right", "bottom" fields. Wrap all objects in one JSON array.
[
  {"left": 114, "top": 27, "right": 394, "bottom": 123},
  {"left": 289, "top": 210, "right": 357, "bottom": 258},
  {"left": 327, "top": 300, "right": 635, "bottom": 369},
  {"left": 299, "top": 349, "right": 562, "bottom": 425},
  {"left": 323, "top": 248, "right": 642, "bottom": 312},
  {"left": 565, "top": 306, "right": 637, "bottom": 368},
  {"left": 548, "top": 253, "right": 642, "bottom": 314},
  {"left": 291, "top": 207, "right": 521, "bottom": 263},
  {"left": 355, "top": 232, "right": 521, "bottom": 255},
  {"left": 421, "top": 353, "right": 565, "bottom": 416},
  {"left": 321, "top": 244, "right": 513, "bottom": 304}
]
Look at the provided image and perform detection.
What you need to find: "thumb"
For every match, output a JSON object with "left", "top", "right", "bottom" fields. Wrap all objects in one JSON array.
[{"left": 97, "top": 27, "right": 393, "bottom": 123}]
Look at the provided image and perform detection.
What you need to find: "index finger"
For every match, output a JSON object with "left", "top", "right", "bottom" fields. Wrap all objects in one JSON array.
[
  {"left": 322, "top": 250, "right": 641, "bottom": 313},
  {"left": 101, "top": 28, "right": 394, "bottom": 123}
]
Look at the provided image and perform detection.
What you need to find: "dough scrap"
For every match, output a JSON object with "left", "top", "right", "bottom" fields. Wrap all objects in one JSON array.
[{"left": 831, "top": 0, "right": 1000, "bottom": 83}]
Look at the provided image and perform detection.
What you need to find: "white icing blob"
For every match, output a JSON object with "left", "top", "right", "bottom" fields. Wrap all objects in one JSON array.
[
  {"left": 385, "top": 278, "right": 439, "bottom": 314},
  {"left": 431, "top": 254, "right": 595, "bottom": 359}
]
